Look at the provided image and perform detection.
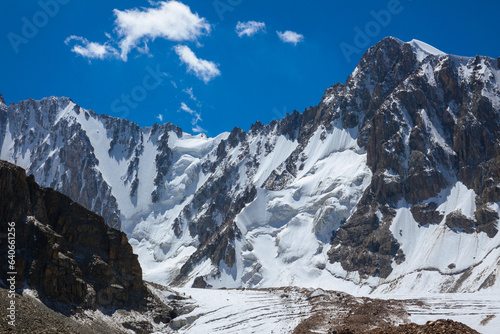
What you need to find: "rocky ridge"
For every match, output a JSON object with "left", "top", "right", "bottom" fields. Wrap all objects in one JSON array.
[
  {"left": 326, "top": 37, "right": 500, "bottom": 279},
  {"left": 0, "top": 159, "right": 162, "bottom": 316}
]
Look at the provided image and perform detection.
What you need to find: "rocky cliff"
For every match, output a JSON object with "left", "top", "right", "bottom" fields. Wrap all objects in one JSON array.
[
  {"left": 328, "top": 38, "right": 500, "bottom": 283},
  {"left": 0, "top": 159, "right": 146, "bottom": 312}
]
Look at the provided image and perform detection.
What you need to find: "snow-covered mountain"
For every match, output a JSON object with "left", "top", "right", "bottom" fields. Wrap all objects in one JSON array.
[
  {"left": 0, "top": 95, "right": 226, "bottom": 231},
  {"left": 2, "top": 37, "right": 500, "bottom": 295}
]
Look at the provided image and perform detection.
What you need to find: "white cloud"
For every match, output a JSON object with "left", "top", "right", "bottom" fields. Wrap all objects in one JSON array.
[
  {"left": 180, "top": 102, "right": 194, "bottom": 114},
  {"left": 277, "top": 30, "right": 304, "bottom": 46},
  {"left": 174, "top": 45, "right": 220, "bottom": 83},
  {"left": 183, "top": 87, "right": 197, "bottom": 101},
  {"left": 235, "top": 21, "right": 266, "bottom": 37},
  {"left": 65, "top": 1, "right": 211, "bottom": 61},
  {"left": 65, "top": 1, "right": 220, "bottom": 85},
  {"left": 180, "top": 102, "right": 205, "bottom": 133},
  {"left": 157, "top": 114, "right": 163, "bottom": 122},
  {"left": 192, "top": 124, "right": 207, "bottom": 133},
  {"left": 64, "top": 36, "right": 119, "bottom": 59},
  {"left": 114, "top": 1, "right": 211, "bottom": 60},
  {"left": 180, "top": 102, "right": 202, "bottom": 123}
]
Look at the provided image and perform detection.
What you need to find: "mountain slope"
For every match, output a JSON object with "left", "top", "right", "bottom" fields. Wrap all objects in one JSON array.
[
  {"left": 0, "top": 96, "right": 226, "bottom": 231},
  {"left": 1, "top": 37, "right": 500, "bottom": 294},
  {"left": 328, "top": 37, "right": 500, "bottom": 293}
]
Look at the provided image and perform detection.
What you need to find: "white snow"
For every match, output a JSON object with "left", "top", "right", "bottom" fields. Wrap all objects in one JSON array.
[
  {"left": 420, "top": 109, "right": 455, "bottom": 156},
  {"left": 205, "top": 121, "right": 373, "bottom": 291},
  {"left": 253, "top": 135, "right": 299, "bottom": 187},
  {"left": 166, "top": 288, "right": 500, "bottom": 334},
  {"left": 172, "top": 288, "right": 311, "bottom": 334},
  {"left": 407, "top": 39, "right": 446, "bottom": 62},
  {"left": 377, "top": 182, "right": 500, "bottom": 295},
  {"left": 3, "top": 42, "right": 500, "bottom": 334},
  {"left": 78, "top": 111, "right": 136, "bottom": 220},
  {"left": 390, "top": 294, "right": 500, "bottom": 334},
  {"left": 0, "top": 120, "right": 13, "bottom": 160}
]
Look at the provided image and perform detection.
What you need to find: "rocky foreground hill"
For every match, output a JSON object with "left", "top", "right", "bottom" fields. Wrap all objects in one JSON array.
[
  {"left": 0, "top": 160, "right": 179, "bottom": 333},
  {"left": 0, "top": 159, "right": 146, "bottom": 310},
  {"left": 1, "top": 37, "right": 500, "bottom": 295}
]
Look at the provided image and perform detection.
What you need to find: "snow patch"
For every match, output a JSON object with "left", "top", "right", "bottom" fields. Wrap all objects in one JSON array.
[{"left": 407, "top": 39, "right": 445, "bottom": 62}]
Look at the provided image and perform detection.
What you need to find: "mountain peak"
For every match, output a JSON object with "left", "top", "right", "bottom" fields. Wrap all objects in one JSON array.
[
  {"left": 370, "top": 36, "right": 405, "bottom": 52},
  {"left": 372, "top": 37, "right": 446, "bottom": 62},
  {"left": 380, "top": 36, "right": 404, "bottom": 45},
  {"left": 39, "top": 95, "right": 75, "bottom": 108},
  {"left": 0, "top": 93, "right": 5, "bottom": 105}
]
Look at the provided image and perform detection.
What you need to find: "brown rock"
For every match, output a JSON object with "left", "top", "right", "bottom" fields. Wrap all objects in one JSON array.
[
  {"left": 0, "top": 160, "right": 147, "bottom": 312},
  {"left": 365, "top": 319, "right": 480, "bottom": 333},
  {"left": 445, "top": 211, "right": 476, "bottom": 233},
  {"left": 411, "top": 202, "right": 444, "bottom": 225},
  {"left": 405, "top": 151, "right": 447, "bottom": 204}
]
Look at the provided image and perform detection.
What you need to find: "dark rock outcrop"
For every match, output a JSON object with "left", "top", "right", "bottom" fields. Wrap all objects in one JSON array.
[
  {"left": 410, "top": 202, "right": 443, "bottom": 225},
  {"left": 445, "top": 211, "right": 477, "bottom": 233},
  {"left": 173, "top": 185, "right": 256, "bottom": 286},
  {"left": 365, "top": 319, "right": 480, "bottom": 334},
  {"left": 1, "top": 98, "right": 123, "bottom": 229},
  {"left": 0, "top": 160, "right": 147, "bottom": 312}
]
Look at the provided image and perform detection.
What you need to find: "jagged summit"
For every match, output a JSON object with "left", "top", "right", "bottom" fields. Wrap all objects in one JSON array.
[
  {"left": 0, "top": 93, "right": 5, "bottom": 105},
  {"left": 377, "top": 36, "right": 446, "bottom": 60},
  {"left": 2, "top": 38, "right": 500, "bottom": 295},
  {"left": 380, "top": 36, "right": 404, "bottom": 44},
  {"left": 375, "top": 36, "right": 445, "bottom": 55}
]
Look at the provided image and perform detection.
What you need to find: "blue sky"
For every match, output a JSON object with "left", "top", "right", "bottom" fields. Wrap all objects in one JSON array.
[{"left": 1, "top": 0, "right": 499, "bottom": 136}]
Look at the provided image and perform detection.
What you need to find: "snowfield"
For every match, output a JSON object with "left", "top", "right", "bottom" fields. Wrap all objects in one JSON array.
[
  {"left": 75, "top": 286, "right": 500, "bottom": 333},
  {"left": 171, "top": 288, "right": 311, "bottom": 334},
  {"left": 20, "top": 285, "right": 500, "bottom": 334},
  {"left": 407, "top": 295, "right": 500, "bottom": 334},
  {"left": 168, "top": 289, "right": 500, "bottom": 334}
]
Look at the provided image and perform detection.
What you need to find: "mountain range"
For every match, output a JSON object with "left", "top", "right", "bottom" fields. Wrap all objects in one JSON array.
[{"left": 2, "top": 37, "right": 500, "bottom": 295}]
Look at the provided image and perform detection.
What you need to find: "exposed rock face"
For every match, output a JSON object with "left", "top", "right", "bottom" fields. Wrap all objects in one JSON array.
[
  {"left": 444, "top": 209, "right": 498, "bottom": 237},
  {"left": 327, "top": 37, "right": 500, "bottom": 278},
  {"left": 0, "top": 160, "right": 146, "bottom": 311},
  {"left": 445, "top": 211, "right": 477, "bottom": 232},
  {"left": 0, "top": 98, "right": 122, "bottom": 229},
  {"left": 173, "top": 185, "right": 256, "bottom": 286},
  {"left": 410, "top": 202, "right": 443, "bottom": 225}
]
